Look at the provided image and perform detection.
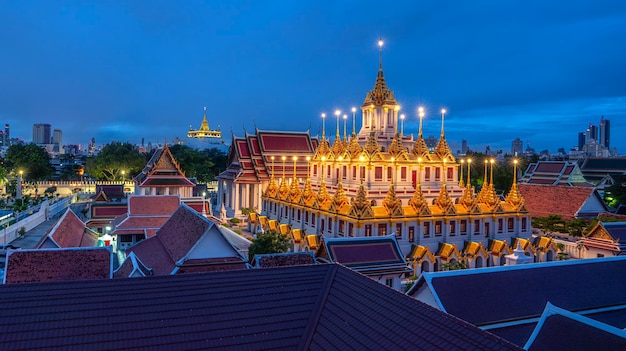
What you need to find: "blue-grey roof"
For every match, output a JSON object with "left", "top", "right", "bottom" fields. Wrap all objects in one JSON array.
[
  {"left": 408, "top": 257, "right": 626, "bottom": 346},
  {"left": 0, "top": 264, "right": 520, "bottom": 351},
  {"left": 525, "top": 303, "right": 626, "bottom": 351}
]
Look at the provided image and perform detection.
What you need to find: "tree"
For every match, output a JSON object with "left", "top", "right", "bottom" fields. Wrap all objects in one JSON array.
[
  {"left": 440, "top": 260, "right": 467, "bottom": 271},
  {"left": 166, "top": 145, "right": 228, "bottom": 182},
  {"left": 247, "top": 230, "right": 291, "bottom": 263},
  {"left": 604, "top": 182, "right": 626, "bottom": 208},
  {"left": 85, "top": 142, "right": 146, "bottom": 181},
  {"left": 4, "top": 144, "right": 53, "bottom": 180}
]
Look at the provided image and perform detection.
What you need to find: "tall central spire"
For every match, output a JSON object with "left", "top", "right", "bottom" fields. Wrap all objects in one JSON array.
[{"left": 378, "top": 38, "right": 383, "bottom": 71}]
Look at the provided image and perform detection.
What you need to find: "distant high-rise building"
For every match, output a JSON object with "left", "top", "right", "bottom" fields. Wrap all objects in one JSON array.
[
  {"left": 511, "top": 137, "right": 523, "bottom": 156},
  {"left": 599, "top": 116, "right": 610, "bottom": 148},
  {"left": 1, "top": 123, "right": 9, "bottom": 147},
  {"left": 461, "top": 139, "right": 468, "bottom": 154},
  {"left": 32, "top": 124, "right": 52, "bottom": 144},
  {"left": 586, "top": 123, "right": 598, "bottom": 142},
  {"left": 577, "top": 132, "right": 586, "bottom": 150},
  {"left": 53, "top": 129, "right": 63, "bottom": 153},
  {"left": 88, "top": 137, "right": 96, "bottom": 156}
]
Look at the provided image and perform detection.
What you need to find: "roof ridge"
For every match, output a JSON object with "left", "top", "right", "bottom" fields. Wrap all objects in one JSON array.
[{"left": 298, "top": 265, "right": 338, "bottom": 350}]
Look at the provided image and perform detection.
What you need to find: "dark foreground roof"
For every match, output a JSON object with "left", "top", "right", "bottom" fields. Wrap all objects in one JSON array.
[
  {"left": 0, "top": 264, "right": 520, "bottom": 351},
  {"left": 525, "top": 303, "right": 626, "bottom": 351},
  {"left": 407, "top": 257, "right": 626, "bottom": 346}
]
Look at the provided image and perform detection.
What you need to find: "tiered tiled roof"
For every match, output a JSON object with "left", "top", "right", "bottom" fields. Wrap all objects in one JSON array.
[
  {"left": 0, "top": 264, "right": 521, "bottom": 350},
  {"left": 517, "top": 184, "right": 608, "bottom": 219},
  {"left": 37, "top": 209, "right": 98, "bottom": 249},
  {"left": 112, "top": 195, "right": 180, "bottom": 238},
  {"left": 3, "top": 247, "right": 112, "bottom": 284},
  {"left": 218, "top": 130, "right": 317, "bottom": 184},
  {"left": 582, "top": 221, "right": 626, "bottom": 254},
  {"left": 133, "top": 144, "right": 196, "bottom": 188},
  {"left": 113, "top": 252, "right": 153, "bottom": 278},
  {"left": 520, "top": 161, "right": 591, "bottom": 186},
  {"left": 578, "top": 157, "right": 626, "bottom": 184},
  {"left": 127, "top": 204, "right": 249, "bottom": 275}
]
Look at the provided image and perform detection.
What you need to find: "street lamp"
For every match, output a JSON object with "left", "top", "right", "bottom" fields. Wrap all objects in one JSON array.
[
  {"left": 202, "top": 191, "right": 207, "bottom": 217},
  {"left": 121, "top": 170, "right": 125, "bottom": 182}
]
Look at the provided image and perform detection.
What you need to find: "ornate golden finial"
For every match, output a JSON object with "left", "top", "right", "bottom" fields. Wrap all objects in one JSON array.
[
  {"left": 363, "top": 131, "right": 381, "bottom": 156},
  {"left": 317, "top": 176, "right": 330, "bottom": 204},
  {"left": 378, "top": 38, "right": 384, "bottom": 70},
  {"left": 265, "top": 157, "right": 279, "bottom": 198},
  {"left": 347, "top": 136, "right": 363, "bottom": 159},
  {"left": 409, "top": 183, "right": 429, "bottom": 213},
  {"left": 321, "top": 112, "right": 326, "bottom": 140},
  {"left": 349, "top": 180, "right": 374, "bottom": 219},
  {"left": 388, "top": 133, "right": 408, "bottom": 158},
  {"left": 477, "top": 159, "right": 489, "bottom": 203},
  {"left": 383, "top": 183, "right": 404, "bottom": 216},
  {"left": 434, "top": 108, "right": 453, "bottom": 161},
  {"left": 343, "top": 114, "right": 348, "bottom": 142},
  {"left": 412, "top": 107, "right": 430, "bottom": 159},
  {"left": 351, "top": 107, "right": 357, "bottom": 136},
  {"left": 434, "top": 183, "right": 454, "bottom": 210},
  {"left": 333, "top": 179, "right": 349, "bottom": 208},
  {"left": 506, "top": 159, "right": 525, "bottom": 209},
  {"left": 466, "top": 158, "right": 472, "bottom": 190},
  {"left": 459, "top": 159, "right": 465, "bottom": 188},
  {"left": 363, "top": 39, "right": 397, "bottom": 107}
]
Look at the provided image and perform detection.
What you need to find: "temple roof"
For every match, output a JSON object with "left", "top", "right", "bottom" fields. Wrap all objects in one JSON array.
[
  {"left": 3, "top": 247, "right": 113, "bottom": 284},
  {"left": 133, "top": 145, "right": 195, "bottom": 188},
  {"left": 0, "top": 264, "right": 521, "bottom": 351},
  {"left": 517, "top": 184, "right": 608, "bottom": 220},
  {"left": 36, "top": 209, "right": 98, "bottom": 249}
]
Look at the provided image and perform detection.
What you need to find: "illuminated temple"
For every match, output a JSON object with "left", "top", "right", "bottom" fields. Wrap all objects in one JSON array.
[
  {"left": 255, "top": 43, "right": 539, "bottom": 275},
  {"left": 188, "top": 107, "right": 222, "bottom": 139}
]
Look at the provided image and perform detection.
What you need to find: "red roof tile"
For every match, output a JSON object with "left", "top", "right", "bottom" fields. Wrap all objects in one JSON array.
[
  {"left": 517, "top": 184, "right": 605, "bottom": 220},
  {"left": 259, "top": 132, "right": 313, "bottom": 152},
  {"left": 4, "top": 247, "right": 112, "bottom": 284},
  {"left": 535, "top": 162, "right": 565, "bottom": 173},
  {"left": 128, "top": 195, "right": 180, "bottom": 215},
  {"left": 37, "top": 209, "right": 98, "bottom": 249}
]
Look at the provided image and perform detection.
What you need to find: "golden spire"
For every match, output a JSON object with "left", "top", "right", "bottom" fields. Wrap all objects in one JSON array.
[
  {"left": 363, "top": 38, "right": 397, "bottom": 107},
  {"left": 388, "top": 133, "right": 408, "bottom": 158},
  {"left": 349, "top": 180, "right": 374, "bottom": 219},
  {"left": 434, "top": 108, "right": 453, "bottom": 160},
  {"left": 278, "top": 156, "right": 289, "bottom": 200},
  {"left": 412, "top": 107, "right": 429, "bottom": 159},
  {"left": 347, "top": 135, "right": 363, "bottom": 159},
  {"left": 343, "top": 114, "right": 348, "bottom": 142},
  {"left": 317, "top": 176, "right": 330, "bottom": 204},
  {"left": 331, "top": 110, "right": 345, "bottom": 155},
  {"left": 351, "top": 107, "right": 357, "bottom": 136},
  {"left": 363, "top": 131, "right": 381, "bottom": 156},
  {"left": 288, "top": 156, "right": 301, "bottom": 201},
  {"left": 459, "top": 159, "right": 465, "bottom": 188},
  {"left": 506, "top": 159, "right": 525, "bottom": 209},
  {"left": 433, "top": 183, "right": 454, "bottom": 210},
  {"left": 333, "top": 179, "right": 349, "bottom": 208},
  {"left": 477, "top": 159, "right": 489, "bottom": 203},
  {"left": 201, "top": 106, "right": 209, "bottom": 131},
  {"left": 383, "top": 183, "right": 404, "bottom": 216},
  {"left": 264, "top": 156, "right": 278, "bottom": 198}
]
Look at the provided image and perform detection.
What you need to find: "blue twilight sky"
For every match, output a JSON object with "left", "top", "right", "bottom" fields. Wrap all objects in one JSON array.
[{"left": 1, "top": 0, "right": 626, "bottom": 154}]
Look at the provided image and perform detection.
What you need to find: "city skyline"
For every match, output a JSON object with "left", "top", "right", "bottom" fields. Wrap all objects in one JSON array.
[{"left": 1, "top": 1, "right": 626, "bottom": 153}]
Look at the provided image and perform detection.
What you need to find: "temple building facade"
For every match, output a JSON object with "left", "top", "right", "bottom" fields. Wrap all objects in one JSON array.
[{"left": 258, "top": 46, "right": 533, "bottom": 273}]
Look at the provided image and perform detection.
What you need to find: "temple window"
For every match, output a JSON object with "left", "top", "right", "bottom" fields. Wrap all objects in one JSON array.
[
  {"left": 395, "top": 223, "right": 402, "bottom": 239},
  {"left": 484, "top": 222, "right": 490, "bottom": 237},
  {"left": 336, "top": 168, "right": 340, "bottom": 180},
  {"left": 435, "top": 221, "right": 442, "bottom": 236},
  {"left": 339, "top": 220, "right": 345, "bottom": 235},
  {"left": 409, "top": 226, "right": 415, "bottom": 242},
  {"left": 498, "top": 218, "right": 503, "bottom": 233},
  {"left": 447, "top": 167, "right": 453, "bottom": 181},
  {"left": 343, "top": 166, "right": 347, "bottom": 179},
  {"left": 424, "top": 222, "right": 431, "bottom": 238},
  {"left": 349, "top": 223, "right": 354, "bottom": 237},
  {"left": 435, "top": 167, "right": 441, "bottom": 181},
  {"left": 425, "top": 167, "right": 431, "bottom": 181},
  {"left": 375, "top": 167, "right": 383, "bottom": 180},
  {"left": 297, "top": 209, "right": 301, "bottom": 221},
  {"left": 449, "top": 221, "right": 456, "bottom": 236},
  {"left": 378, "top": 223, "right": 387, "bottom": 236},
  {"left": 507, "top": 218, "right": 514, "bottom": 231},
  {"left": 360, "top": 166, "right": 366, "bottom": 180},
  {"left": 328, "top": 218, "right": 333, "bottom": 233},
  {"left": 311, "top": 213, "right": 316, "bottom": 227},
  {"left": 313, "top": 164, "right": 317, "bottom": 177},
  {"left": 387, "top": 167, "right": 392, "bottom": 181},
  {"left": 522, "top": 217, "right": 527, "bottom": 231},
  {"left": 474, "top": 219, "right": 480, "bottom": 234},
  {"left": 401, "top": 167, "right": 407, "bottom": 181},
  {"left": 327, "top": 165, "right": 331, "bottom": 177},
  {"left": 460, "top": 220, "right": 467, "bottom": 235},
  {"left": 305, "top": 211, "right": 309, "bottom": 225},
  {"left": 321, "top": 218, "right": 324, "bottom": 231},
  {"left": 365, "top": 224, "right": 372, "bottom": 237},
  {"left": 352, "top": 166, "right": 357, "bottom": 179}
]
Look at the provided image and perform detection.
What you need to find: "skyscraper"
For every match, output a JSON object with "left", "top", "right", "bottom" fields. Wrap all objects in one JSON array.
[
  {"left": 599, "top": 116, "right": 610, "bottom": 148},
  {"left": 53, "top": 129, "right": 63, "bottom": 153},
  {"left": 461, "top": 139, "right": 468, "bottom": 154},
  {"left": 577, "top": 132, "right": 586, "bottom": 150},
  {"left": 32, "top": 123, "right": 52, "bottom": 144},
  {"left": 586, "top": 123, "right": 598, "bottom": 142},
  {"left": 511, "top": 137, "right": 523, "bottom": 156}
]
